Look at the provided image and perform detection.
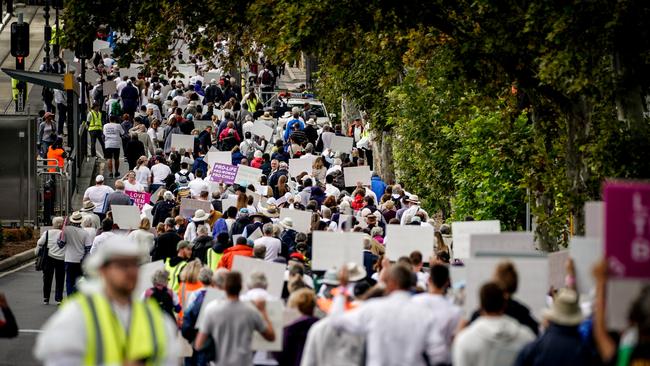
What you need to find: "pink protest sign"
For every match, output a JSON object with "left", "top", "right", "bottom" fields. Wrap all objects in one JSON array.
[
  {"left": 125, "top": 190, "right": 152, "bottom": 210},
  {"left": 604, "top": 181, "right": 650, "bottom": 279},
  {"left": 209, "top": 163, "right": 238, "bottom": 184}
]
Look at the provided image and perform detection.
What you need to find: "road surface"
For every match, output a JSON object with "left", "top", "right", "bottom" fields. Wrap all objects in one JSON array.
[{"left": 0, "top": 262, "right": 58, "bottom": 366}]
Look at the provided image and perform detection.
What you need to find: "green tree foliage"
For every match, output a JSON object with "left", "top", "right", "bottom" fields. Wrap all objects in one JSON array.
[{"left": 60, "top": 0, "right": 650, "bottom": 250}]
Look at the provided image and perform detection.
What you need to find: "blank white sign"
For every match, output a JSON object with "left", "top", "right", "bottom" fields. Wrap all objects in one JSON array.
[
  {"left": 134, "top": 260, "right": 164, "bottom": 299},
  {"left": 205, "top": 151, "right": 231, "bottom": 168},
  {"left": 343, "top": 166, "right": 371, "bottom": 187},
  {"left": 469, "top": 232, "right": 536, "bottom": 257},
  {"left": 250, "top": 301, "right": 284, "bottom": 351},
  {"left": 569, "top": 237, "right": 603, "bottom": 295},
  {"left": 548, "top": 250, "right": 569, "bottom": 289},
  {"left": 585, "top": 201, "right": 604, "bottom": 240},
  {"left": 464, "top": 256, "right": 548, "bottom": 320},
  {"left": 289, "top": 158, "right": 314, "bottom": 178},
  {"left": 170, "top": 134, "right": 194, "bottom": 151},
  {"left": 93, "top": 39, "right": 110, "bottom": 52},
  {"left": 330, "top": 136, "right": 354, "bottom": 153},
  {"left": 311, "top": 231, "right": 365, "bottom": 271},
  {"left": 232, "top": 256, "right": 286, "bottom": 299},
  {"left": 103, "top": 80, "right": 117, "bottom": 97},
  {"left": 251, "top": 121, "right": 274, "bottom": 141},
  {"left": 451, "top": 220, "right": 501, "bottom": 259},
  {"left": 111, "top": 205, "right": 141, "bottom": 230},
  {"left": 280, "top": 208, "right": 313, "bottom": 234},
  {"left": 606, "top": 278, "right": 650, "bottom": 330},
  {"left": 384, "top": 224, "right": 435, "bottom": 260}
]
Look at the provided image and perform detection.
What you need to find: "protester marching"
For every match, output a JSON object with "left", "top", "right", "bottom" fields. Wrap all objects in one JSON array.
[{"left": 0, "top": 25, "right": 648, "bottom": 366}]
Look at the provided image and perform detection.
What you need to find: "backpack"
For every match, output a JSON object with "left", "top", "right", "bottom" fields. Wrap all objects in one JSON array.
[
  {"left": 110, "top": 100, "right": 122, "bottom": 116},
  {"left": 149, "top": 286, "right": 175, "bottom": 319},
  {"left": 261, "top": 70, "right": 272, "bottom": 85}
]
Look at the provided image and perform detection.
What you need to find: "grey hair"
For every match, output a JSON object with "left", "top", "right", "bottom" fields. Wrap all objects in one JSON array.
[
  {"left": 198, "top": 268, "right": 213, "bottom": 286},
  {"left": 152, "top": 269, "right": 169, "bottom": 286},
  {"left": 197, "top": 225, "right": 209, "bottom": 235},
  {"left": 262, "top": 223, "right": 274, "bottom": 235},
  {"left": 164, "top": 217, "right": 175, "bottom": 227},
  {"left": 52, "top": 216, "right": 64, "bottom": 229},
  {"left": 370, "top": 226, "right": 384, "bottom": 237},
  {"left": 213, "top": 268, "right": 229, "bottom": 289},
  {"left": 363, "top": 237, "right": 372, "bottom": 250},
  {"left": 81, "top": 216, "right": 94, "bottom": 228},
  {"left": 247, "top": 271, "right": 268, "bottom": 289}
]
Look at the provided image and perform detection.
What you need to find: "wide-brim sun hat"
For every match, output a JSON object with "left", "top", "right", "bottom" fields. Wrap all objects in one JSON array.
[
  {"left": 322, "top": 268, "right": 340, "bottom": 286},
  {"left": 279, "top": 217, "right": 294, "bottom": 228},
  {"left": 346, "top": 262, "right": 367, "bottom": 282},
  {"left": 406, "top": 195, "right": 421, "bottom": 204},
  {"left": 80, "top": 201, "right": 96, "bottom": 212},
  {"left": 543, "top": 288, "right": 584, "bottom": 326},
  {"left": 262, "top": 205, "right": 280, "bottom": 218},
  {"left": 193, "top": 209, "right": 210, "bottom": 221},
  {"left": 68, "top": 211, "right": 83, "bottom": 223}
]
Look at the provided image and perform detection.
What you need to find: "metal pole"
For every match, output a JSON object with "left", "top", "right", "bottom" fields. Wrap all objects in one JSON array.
[
  {"left": 526, "top": 188, "right": 531, "bottom": 232},
  {"left": 15, "top": 13, "right": 27, "bottom": 113},
  {"left": 80, "top": 58, "right": 87, "bottom": 121},
  {"left": 43, "top": 0, "right": 51, "bottom": 71}
]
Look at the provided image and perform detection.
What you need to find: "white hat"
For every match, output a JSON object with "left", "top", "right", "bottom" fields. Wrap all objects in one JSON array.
[
  {"left": 279, "top": 217, "right": 294, "bottom": 228},
  {"left": 68, "top": 211, "right": 84, "bottom": 223},
  {"left": 84, "top": 235, "right": 144, "bottom": 272},
  {"left": 306, "top": 118, "right": 316, "bottom": 126},
  {"left": 163, "top": 191, "right": 175, "bottom": 201},
  {"left": 407, "top": 195, "right": 421, "bottom": 204},
  {"left": 254, "top": 150, "right": 263, "bottom": 158},
  {"left": 80, "top": 200, "right": 96, "bottom": 212},
  {"left": 346, "top": 262, "right": 367, "bottom": 282},
  {"left": 95, "top": 175, "right": 105, "bottom": 183},
  {"left": 543, "top": 288, "right": 584, "bottom": 326},
  {"left": 193, "top": 209, "right": 210, "bottom": 222}
]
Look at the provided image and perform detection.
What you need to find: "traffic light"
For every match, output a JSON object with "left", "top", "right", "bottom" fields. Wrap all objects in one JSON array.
[{"left": 10, "top": 22, "right": 30, "bottom": 57}]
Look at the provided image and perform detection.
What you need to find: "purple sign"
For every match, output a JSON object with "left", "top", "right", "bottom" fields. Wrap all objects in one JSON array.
[
  {"left": 209, "top": 163, "right": 238, "bottom": 184},
  {"left": 604, "top": 181, "right": 650, "bottom": 279}
]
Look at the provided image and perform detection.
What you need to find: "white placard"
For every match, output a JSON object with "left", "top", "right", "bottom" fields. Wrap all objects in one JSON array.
[
  {"left": 134, "top": 260, "right": 164, "bottom": 299},
  {"left": 330, "top": 136, "right": 354, "bottom": 154},
  {"left": 569, "top": 237, "right": 603, "bottom": 295},
  {"left": 280, "top": 208, "right": 313, "bottom": 233},
  {"left": 62, "top": 49, "right": 75, "bottom": 62},
  {"left": 343, "top": 166, "right": 371, "bottom": 187},
  {"left": 251, "top": 300, "right": 284, "bottom": 351},
  {"left": 450, "top": 265, "right": 467, "bottom": 286},
  {"left": 205, "top": 151, "right": 231, "bottom": 168},
  {"left": 235, "top": 165, "right": 263, "bottom": 186},
  {"left": 160, "top": 85, "right": 172, "bottom": 99},
  {"left": 170, "top": 134, "right": 194, "bottom": 151},
  {"left": 469, "top": 232, "right": 537, "bottom": 257},
  {"left": 311, "top": 231, "right": 365, "bottom": 271},
  {"left": 178, "top": 64, "right": 196, "bottom": 77},
  {"left": 289, "top": 158, "right": 314, "bottom": 178},
  {"left": 251, "top": 121, "right": 274, "bottom": 141},
  {"left": 179, "top": 198, "right": 212, "bottom": 218},
  {"left": 232, "top": 256, "right": 286, "bottom": 299},
  {"left": 247, "top": 189, "right": 261, "bottom": 208},
  {"left": 451, "top": 220, "right": 501, "bottom": 259},
  {"left": 548, "top": 250, "right": 569, "bottom": 289},
  {"left": 205, "top": 72, "right": 220, "bottom": 82},
  {"left": 464, "top": 256, "right": 548, "bottom": 320},
  {"left": 606, "top": 279, "right": 650, "bottom": 330},
  {"left": 585, "top": 201, "right": 604, "bottom": 240},
  {"left": 93, "top": 39, "right": 110, "bottom": 52},
  {"left": 221, "top": 197, "right": 238, "bottom": 212},
  {"left": 214, "top": 109, "right": 224, "bottom": 121},
  {"left": 248, "top": 227, "right": 263, "bottom": 241},
  {"left": 103, "top": 80, "right": 117, "bottom": 97},
  {"left": 384, "top": 224, "right": 435, "bottom": 260},
  {"left": 86, "top": 70, "right": 100, "bottom": 85},
  {"left": 196, "top": 288, "right": 226, "bottom": 328},
  {"left": 111, "top": 205, "right": 141, "bottom": 230},
  {"left": 193, "top": 120, "right": 212, "bottom": 132},
  {"left": 121, "top": 68, "right": 139, "bottom": 79}
]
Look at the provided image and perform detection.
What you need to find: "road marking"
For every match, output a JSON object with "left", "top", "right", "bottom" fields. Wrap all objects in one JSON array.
[
  {"left": 18, "top": 329, "right": 43, "bottom": 334},
  {"left": 0, "top": 260, "right": 35, "bottom": 279}
]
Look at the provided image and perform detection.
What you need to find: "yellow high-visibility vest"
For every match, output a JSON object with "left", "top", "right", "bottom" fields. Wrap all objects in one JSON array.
[
  {"left": 206, "top": 248, "right": 223, "bottom": 271},
  {"left": 88, "top": 110, "right": 103, "bottom": 131},
  {"left": 164, "top": 258, "right": 187, "bottom": 292},
  {"left": 76, "top": 293, "right": 167, "bottom": 366}
]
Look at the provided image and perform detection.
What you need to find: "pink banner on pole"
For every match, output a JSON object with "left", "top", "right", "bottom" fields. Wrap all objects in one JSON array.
[
  {"left": 209, "top": 163, "right": 238, "bottom": 184},
  {"left": 125, "top": 190, "right": 152, "bottom": 210},
  {"left": 604, "top": 181, "right": 650, "bottom": 279}
]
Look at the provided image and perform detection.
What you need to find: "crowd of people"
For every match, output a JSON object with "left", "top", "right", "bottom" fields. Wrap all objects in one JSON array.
[{"left": 10, "top": 47, "right": 648, "bottom": 366}]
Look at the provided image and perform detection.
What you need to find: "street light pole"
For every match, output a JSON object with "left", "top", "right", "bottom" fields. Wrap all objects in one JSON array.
[{"left": 43, "top": 0, "right": 52, "bottom": 72}]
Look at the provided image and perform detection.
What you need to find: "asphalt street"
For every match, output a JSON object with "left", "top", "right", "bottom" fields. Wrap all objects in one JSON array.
[{"left": 0, "top": 262, "right": 59, "bottom": 366}]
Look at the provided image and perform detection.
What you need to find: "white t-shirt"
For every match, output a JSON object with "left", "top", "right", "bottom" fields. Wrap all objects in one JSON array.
[
  {"left": 123, "top": 180, "right": 144, "bottom": 192},
  {"left": 188, "top": 177, "right": 209, "bottom": 197},
  {"left": 83, "top": 185, "right": 114, "bottom": 213},
  {"left": 134, "top": 166, "right": 151, "bottom": 186},
  {"left": 103, "top": 123, "right": 124, "bottom": 149},
  {"left": 253, "top": 236, "right": 282, "bottom": 261},
  {"left": 151, "top": 163, "right": 172, "bottom": 184}
]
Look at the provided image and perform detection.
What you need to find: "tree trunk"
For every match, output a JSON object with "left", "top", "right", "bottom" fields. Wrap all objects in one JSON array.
[
  {"left": 565, "top": 97, "right": 593, "bottom": 236},
  {"left": 373, "top": 130, "right": 395, "bottom": 184}
]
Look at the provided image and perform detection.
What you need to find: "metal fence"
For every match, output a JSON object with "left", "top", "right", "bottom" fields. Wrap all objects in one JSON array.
[{"left": 35, "top": 158, "right": 69, "bottom": 226}]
